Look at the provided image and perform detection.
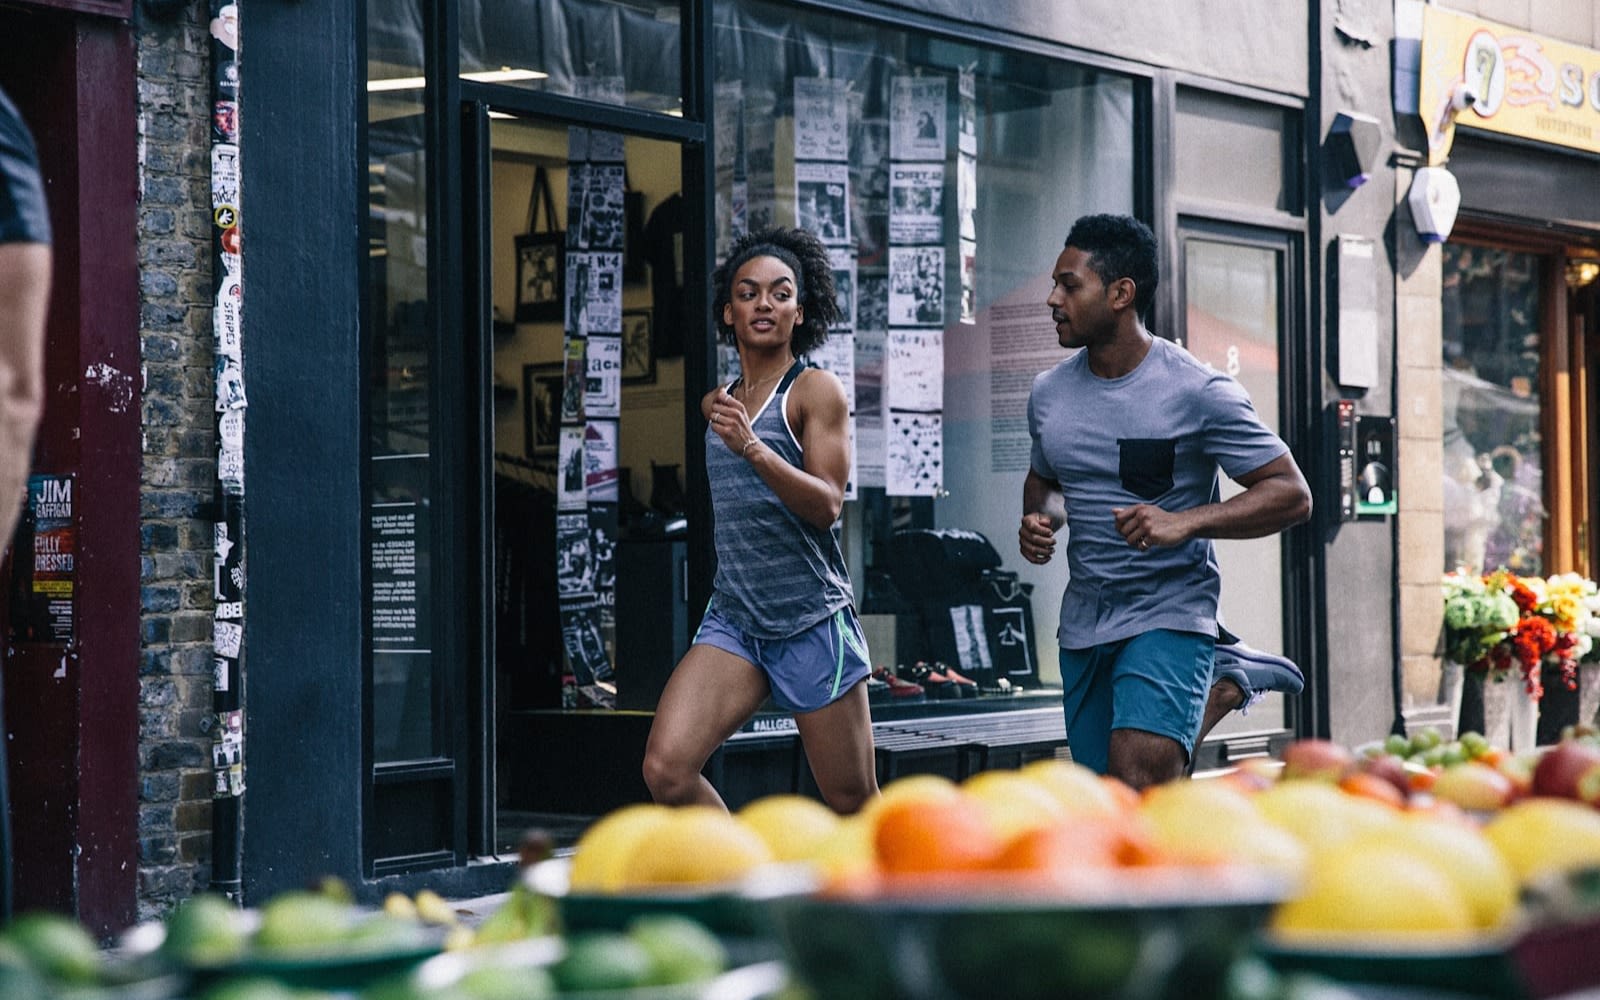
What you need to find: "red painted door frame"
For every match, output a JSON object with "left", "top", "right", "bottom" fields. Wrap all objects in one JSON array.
[{"left": 0, "top": 7, "right": 141, "bottom": 935}]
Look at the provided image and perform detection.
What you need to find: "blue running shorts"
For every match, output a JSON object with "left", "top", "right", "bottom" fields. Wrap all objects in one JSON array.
[
  {"left": 1058, "top": 629, "right": 1215, "bottom": 774},
  {"left": 693, "top": 606, "right": 872, "bottom": 714}
]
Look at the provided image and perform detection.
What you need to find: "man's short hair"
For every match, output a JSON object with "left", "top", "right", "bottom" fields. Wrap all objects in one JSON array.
[{"left": 1065, "top": 214, "right": 1158, "bottom": 317}]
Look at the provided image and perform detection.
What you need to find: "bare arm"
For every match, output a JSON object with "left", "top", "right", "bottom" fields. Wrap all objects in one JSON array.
[
  {"left": 1019, "top": 467, "right": 1065, "bottom": 564},
  {"left": 0, "top": 242, "right": 48, "bottom": 542},
  {"left": 707, "top": 369, "right": 849, "bottom": 531},
  {"left": 1113, "top": 452, "right": 1312, "bottom": 551}
]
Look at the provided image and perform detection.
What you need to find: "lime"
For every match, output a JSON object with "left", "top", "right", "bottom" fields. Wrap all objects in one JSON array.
[
  {"left": 160, "top": 893, "right": 250, "bottom": 966},
  {"left": 200, "top": 977, "right": 302, "bottom": 1000},
  {"left": 252, "top": 891, "right": 354, "bottom": 954},
  {"left": 551, "top": 932, "right": 653, "bottom": 992},
  {"left": 1, "top": 912, "right": 101, "bottom": 984},
  {"left": 457, "top": 963, "right": 555, "bottom": 999},
  {"left": 1413, "top": 727, "right": 1443, "bottom": 751},
  {"left": 1383, "top": 733, "right": 1411, "bottom": 757},
  {"left": 628, "top": 915, "right": 727, "bottom": 985}
]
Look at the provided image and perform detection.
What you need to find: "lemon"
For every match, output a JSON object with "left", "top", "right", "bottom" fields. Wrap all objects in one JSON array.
[
  {"left": 861, "top": 774, "right": 959, "bottom": 821},
  {"left": 568, "top": 804, "right": 673, "bottom": 892},
  {"left": 1019, "top": 759, "right": 1123, "bottom": 819},
  {"left": 961, "top": 770, "right": 1068, "bottom": 840},
  {"left": 616, "top": 806, "right": 773, "bottom": 887},
  {"left": 1271, "top": 841, "right": 1474, "bottom": 939},
  {"left": 1139, "top": 779, "right": 1263, "bottom": 864},
  {"left": 1253, "top": 780, "right": 1400, "bottom": 854},
  {"left": 738, "top": 795, "right": 841, "bottom": 863},
  {"left": 809, "top": 814, "right": 876, "bottom": 879},
  {"left": 1223, "top": 822, "right": 1311, "bottom": 879},
  {"left": 1366, "top": 817, "right": 1517, "bottom": 929},
  {"left": 1483, "top": 797, "right": 1600, "bottom": 884}
]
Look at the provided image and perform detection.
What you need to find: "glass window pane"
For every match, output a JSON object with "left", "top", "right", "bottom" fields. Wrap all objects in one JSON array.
[
  {"left": 1175, "top": 88, "right": 1292, "bottom": 213},
  {"left": 367, "top": 0, "right": 437, "bottom": 762},
  {"left": 716, "top": 0, "right": 1135, "bottom": 685},
  {"left": 456, "top": 0, "right": 683, "bottom": 114},
  {"left": 1442, "top": 244, "right": 1545, "bottom": 575},
  {"left": 1184, "top": 237, "right": 1287, "bottom": 732}
]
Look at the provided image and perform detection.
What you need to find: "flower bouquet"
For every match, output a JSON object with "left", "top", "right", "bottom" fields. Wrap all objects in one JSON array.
[{"left": 1442, "top": 570, "right": 1598, "bottom": 699}]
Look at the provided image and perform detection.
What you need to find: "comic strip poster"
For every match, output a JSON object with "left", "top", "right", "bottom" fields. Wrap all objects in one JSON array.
[
  {"left": 828, "top": 245, "right": 857, "bottom": 330},
  {"left": 793, "top": 77, "right": 850, "bottom": 162},
  {"left": 557, "top": 425, "right": 587, "bottom": 510},
  {"left": 888, "top": 246, "right": 945, "bottom": 326},
  {"left": 887, "top": 410, "right": 943, "bottom": 496},
  {"left": 795, "top": 161, "right": 851, "bottom": 245},
  {"left": 585, "top": 335, "right": 622, "bottom": 418},
  {"left": 556, "top": 511, "right": 596, "bottom": 598},
  {"left": 890, "top": 76, "right": 948, "bottom": 162},
  {"left": 886, "top": 328, "right": 944, "bottom": 412},
  {"left": 584, "top": 419, "right": 619, "bottom": 502},
  {"left": 808, "top": 333, "right": 856, "bottom": 413},
  {"left": 889, "top": 164, "right": 945, "bottom": 245}
]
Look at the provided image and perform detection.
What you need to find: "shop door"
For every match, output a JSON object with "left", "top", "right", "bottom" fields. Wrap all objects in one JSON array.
[
  {"left": 1178, "top": 224, "right": 1302, "bottom": 745},
  {"left": 459, "top": 104, "right": 697, "bottom": 853}
]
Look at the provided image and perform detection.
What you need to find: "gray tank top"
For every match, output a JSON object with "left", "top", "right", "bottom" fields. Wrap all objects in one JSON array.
[{"left": 707, "top": 360, "right": 854, "bottom": 639}]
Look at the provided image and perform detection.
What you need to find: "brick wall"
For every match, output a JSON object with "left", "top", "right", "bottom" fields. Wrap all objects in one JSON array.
[{"left": 134, "top": 5, "right": 215, "bottom": 921}]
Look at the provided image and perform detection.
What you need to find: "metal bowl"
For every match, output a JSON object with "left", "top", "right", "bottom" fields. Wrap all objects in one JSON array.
[
  {"left": 764, "top": 866, "right": 1291, "bottom": 1000},
  {"left": 526, "top": 858, "right": 797, "bottom": 940}
]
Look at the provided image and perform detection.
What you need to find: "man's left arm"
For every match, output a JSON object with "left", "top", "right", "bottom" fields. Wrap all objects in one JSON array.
[{"left": 1115, "top": 454, "right": 1312, "bottom": 550}]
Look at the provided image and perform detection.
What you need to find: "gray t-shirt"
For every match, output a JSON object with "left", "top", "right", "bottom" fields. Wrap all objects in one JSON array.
[{"left": 1028, "top": 336, "right": 1288, "bottom": 649}]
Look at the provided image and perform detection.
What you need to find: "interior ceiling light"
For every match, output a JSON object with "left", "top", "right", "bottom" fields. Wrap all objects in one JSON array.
[
  {"left": 1567, "top": 260, "right": 1600, "bottom": 289},
  {"left": 368, "top": 67, "right": 547, "bottom": 92}
]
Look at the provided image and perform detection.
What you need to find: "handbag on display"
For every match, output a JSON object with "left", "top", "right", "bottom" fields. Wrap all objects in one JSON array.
[{"left": 514, "top": 166, "right": 564, "bottom": 323}]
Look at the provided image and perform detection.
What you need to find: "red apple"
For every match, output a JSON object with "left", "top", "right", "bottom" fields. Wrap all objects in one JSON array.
[
  {"left": 1531, "top": 739, "right": 1600, "bottom": 800},
  {"left": 1430, "top": 761, "right": 1515, "bottom": 812},
  {"left": 1355, "top": 753, "right": 1413, "bottom": 800},
  {"left": 1279, "top": 739, "right": 1356, "bottom": 782}
]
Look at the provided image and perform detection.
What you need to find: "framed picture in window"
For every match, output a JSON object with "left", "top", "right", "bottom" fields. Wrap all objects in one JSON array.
[
  {"left": 523, "top": 362, "right": 565, "bottom": 459},
  {"left": 621, "top": 309, "right": 655, "bottom": 384}
]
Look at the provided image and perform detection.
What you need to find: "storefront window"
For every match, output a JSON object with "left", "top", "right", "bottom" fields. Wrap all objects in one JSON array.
[
  {"left": 366, "top": 0, "right": 437, "bottom": 762},
  {"left": 714, "top": 0, "right": 1136, "bottom": 682},
  {"left": 1441, "top": 243, "right": 1545, "bottom": 575},
  {"left": 457, "top": 0, "right": 683, "bottom": 114}
]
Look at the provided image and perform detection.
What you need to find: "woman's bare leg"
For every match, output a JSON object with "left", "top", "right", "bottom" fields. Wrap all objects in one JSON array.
[
  {"left": 794, "top": 680, "right": 879, "bottom": 814},
  {"left": 642, "top": 644, "right": 772, "bottom": 808}
]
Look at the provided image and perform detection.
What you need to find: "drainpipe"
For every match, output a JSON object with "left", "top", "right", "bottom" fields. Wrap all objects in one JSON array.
[{"left": 206, "top": 0, "right": 245, "bottom": 900}]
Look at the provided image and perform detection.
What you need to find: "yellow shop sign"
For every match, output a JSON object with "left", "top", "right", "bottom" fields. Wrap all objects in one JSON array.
[{"left": 1419, "top": 5, "right": 1600, "bottom": 164}]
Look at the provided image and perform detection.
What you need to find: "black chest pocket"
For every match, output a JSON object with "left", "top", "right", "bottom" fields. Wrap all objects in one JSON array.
[{"left": 1118, "top": 438, "right": 1176, "bottom": 501}]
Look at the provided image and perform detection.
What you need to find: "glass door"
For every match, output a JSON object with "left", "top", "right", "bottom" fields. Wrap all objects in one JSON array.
[
  {"left": 462, "top": 106, "right": 692, "bottom": 854},
  {"left": 1179, "top": 225, "right": 1298, "bottom": 742}
]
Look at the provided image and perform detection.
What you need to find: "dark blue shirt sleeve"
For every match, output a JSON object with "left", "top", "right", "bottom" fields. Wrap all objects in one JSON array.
[{"left": 0, "top": 86, "right": 51, "bottom": 246}]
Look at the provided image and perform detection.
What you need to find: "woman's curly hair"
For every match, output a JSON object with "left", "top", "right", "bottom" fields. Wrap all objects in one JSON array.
[{"left": 711, "top": 227, "right": 840, "bottom": 358}]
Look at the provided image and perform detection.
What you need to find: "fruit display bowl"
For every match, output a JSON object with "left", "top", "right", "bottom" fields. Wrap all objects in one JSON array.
[
  {"left": 1255, "top": 934, "right": 1523, "bottom": 999},
  {"left": 409, "top": 939, "right": 788, "bottom": 1000},
  {"left": 526, "top": 857, "right": 794, "bottom": 938},
  {"left": 763, "top": 865, "right": 1290, "bottom": 1000}
]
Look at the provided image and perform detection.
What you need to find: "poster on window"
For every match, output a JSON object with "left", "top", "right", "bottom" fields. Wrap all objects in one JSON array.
[
  {"left": 855, "top": 326, "right": 886, "bottom": 487},
  {"left": 888, "top": 246, "right": 945, "bottom": 326},
  {"left": 746, "top": 89, "right": 778, "bottom": 233},
  {"left": 715, "top": 81, "right": 744, "bottom": 256},
  {"left": 557, "top": 424, "right": 586, "bottom": 510},
  {"left": 889, "top": 164, "right": 945, "bottom": 245},
  {"left": 828, "top": 246, "right": 857, "bottom": 330},
  {"left": 858, "top": 273, "right": 888, "bottom": 334},
  {"left": 581, "top": 165, "right": 627, "bottom": 251},
  {"left": 959, "top": 238, "right": 978, "bottom": 325},
  {"left": 793, "top": 77, "right": 850, "bottom": 162},
  {"left": 560, "top": 336, "right": 586, "bottom": 422},
  {"left": 7, "top": 474, "right": 75, "bottom": 644},
  {"left": 886, "top": 328, "right": 944, "bottom": 412},
  {"left": 795, "top": 162, "right": 851, "bottom": 245},
  {"left": 566, "top": 162, "right": 590, "bottom": 249},
  {"left": 568, "top": 251, "right": 622, "bottom": 335},
  {"left": 958, "top": 153, "right": 976, "bottom": 241},
  {"left": 585, "top": 335, "right": 622, "bottom": 418},
  {"left": 887, "top": 410, "right": 943, "bottom": 496},
  {"left": 808, "top": 332, "right": 855, "bottom": 412},
  {"left": 958, "top": 67, "right": 977, "bottom": 156},
  {"left": 556, "top": 511, "right": 596, "bottom": 598},
  {"left": 890, "top": 76, "right": 948, "bottom": 162},
  {"left": 584, "top": 418, "right": 619, "bottom": 502}
]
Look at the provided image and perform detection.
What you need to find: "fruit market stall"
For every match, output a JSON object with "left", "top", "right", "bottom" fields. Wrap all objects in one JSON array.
[{"left": 11, "top": 731, "right": 1600, "bottom": 998}]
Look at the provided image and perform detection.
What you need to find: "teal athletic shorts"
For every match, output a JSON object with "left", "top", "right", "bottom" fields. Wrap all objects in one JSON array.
[
  {"left": 1058, "top": 629, "right": 1215, "bottom": 774},
  {"left": 693, "top": 605, "right": 871, "bottom": 714}
]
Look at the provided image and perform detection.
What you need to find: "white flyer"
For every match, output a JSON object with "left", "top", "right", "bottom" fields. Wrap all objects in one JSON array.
[
  {"left": 584, "top": 419, "right": 619, "bottom": 502},
  {"left": 958, "top": 68, "right": 977, "bottom": 156},
  {"left": 808, "top": 332, "right": 856, "bottom": 413},
  {"left": 889, "top": 163, "right": 945, "bottom": 245},
  {"left": 886, "top": 328, "right": 944, "bottom": 412},
  {"left": 958, "top": 152, "right": 976, "bottom": 241},
  {"left": 793, "top": 77, "right": 850, "bottom": 162},
  {"left": 557, "top": 425, "right": 587, "bottom": 510},
  {"left": 890, "top": 76, "right": 948, "bottom": 162},
  {"left": 585, "top": 335, "right": 622, "bottom": 418},
  {"left": 888, "top": 246, "right": 945, "bottom": 327},
  {"left": 828, "top": 245, "right": 857, "bottom": 330},
  {"left": 887, "top": 410, "right": 943, "bottom": 496},
  {"left": 795, "top": 161, "right": 851, "bottom": 245},
  {"left": 959, "top": 238, "right": 978, "bottom": 325}
]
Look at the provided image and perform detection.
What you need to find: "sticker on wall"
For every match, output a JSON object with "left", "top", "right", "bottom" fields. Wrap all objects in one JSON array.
[
  {"left": 889, "top": 163, "right": 944, "bottom": 245},
  {"left": 795, "top": 162, "right": 850, "bottom": 245},
  {"left": 215, "top": 355, "right": 247, "bottom": 411},
  {"left": 211, "top": 144, "right": 240, "bottom": 206},
  {"left": 888, "top": 246, "right": 944, "bottom": 327},
  {"left": 890, "top": 76, "right": 947, "bottom": 163},
  {"left": 209, "top": 3, "right": 238, "bottom": 50},
  {"left": 793, "top": 77, "right": 850, "bottom": 162},
  {"left": 585, "top": 335, "right": 622, "bottom": 418},
  {"left": 216, "top": 59, "right": 238, "bottom": 100},
  {"left": 212, "top": 100, "right": 239, "bottom": 143},
  {"left": 218, "top": 408, "right": 244, "bottom": 494},
  {"left": 886, "top": 328, "right": 944, "bottom": 412},
  {"left": 216, "top": 266, "right": 242, "bottom": 360},
  {"left": 211, "top": 709, "right": 244, "bottom": 798},
  {"left": 887, "top": 410, "right": 943, "bottom": 496},
  {"left": 7, "top": 474, "right": 75, "bottom": 644}
]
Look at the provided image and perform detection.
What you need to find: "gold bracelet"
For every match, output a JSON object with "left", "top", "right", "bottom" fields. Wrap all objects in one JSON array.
[{"left": 741, "top": 438, "right": 759, "bottom": 460}]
